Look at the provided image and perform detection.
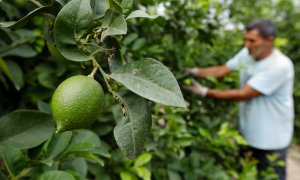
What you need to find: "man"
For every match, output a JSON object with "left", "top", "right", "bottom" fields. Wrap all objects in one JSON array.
[{"left": 185, "top": 19, "right": 294, "bottom": 180}]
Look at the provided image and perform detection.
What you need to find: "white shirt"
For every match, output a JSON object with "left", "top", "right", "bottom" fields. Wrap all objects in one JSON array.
[{"left": 226, "top": 48, "right": 294, "bottom": 150}]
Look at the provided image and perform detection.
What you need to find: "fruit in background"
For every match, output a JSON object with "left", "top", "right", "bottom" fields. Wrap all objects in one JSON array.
[{"left": 183, "top": 78, "right": 192, "bottom": 86}]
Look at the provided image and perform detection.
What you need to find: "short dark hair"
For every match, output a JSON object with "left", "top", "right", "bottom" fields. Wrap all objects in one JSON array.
[{"left": 246, "top": 19, "right": 277, "bottom": 39}]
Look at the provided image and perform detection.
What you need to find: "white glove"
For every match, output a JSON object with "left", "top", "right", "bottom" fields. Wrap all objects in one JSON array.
[
  {"left": 185, "top": 68, "right": 200, "bottom": 76},
  {"left": 183, "top": 79, "right": 208, "bottom": 97}
]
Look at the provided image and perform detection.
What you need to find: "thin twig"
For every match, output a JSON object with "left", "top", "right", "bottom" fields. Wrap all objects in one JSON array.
[
  {"left": 88, "top": 67, "right": 98, "bottom": 78},
  {"left": 92, "top": 58, "right": 112, "bottom": 92}
]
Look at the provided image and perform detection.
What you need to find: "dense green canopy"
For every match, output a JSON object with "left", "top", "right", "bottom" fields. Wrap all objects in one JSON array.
[{"left": 1, "top": 0, "right": 300, "bottom": 179}]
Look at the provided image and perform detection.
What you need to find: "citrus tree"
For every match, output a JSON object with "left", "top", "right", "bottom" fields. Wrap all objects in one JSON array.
[
  {"left": 1, "top": 0, "right": 300, "bottom": 179},
  {"left": 0, "top": 0, "right": 187, "bottom": 179},
  {"left": 116, "top": 0, "right": 300, "bottom": 179}
]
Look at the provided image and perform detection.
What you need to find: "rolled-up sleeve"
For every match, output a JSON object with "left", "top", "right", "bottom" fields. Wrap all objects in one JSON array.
[{"left": 226, "top": 48, "right": 248, "bottom": 71}]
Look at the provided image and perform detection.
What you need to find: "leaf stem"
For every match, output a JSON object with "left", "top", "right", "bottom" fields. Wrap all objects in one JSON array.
[
  {"left": 92, "top": 58, "right": 112, "bottom": 92},
  {"left": 2, "top": 156, "right": 16, "bottom": 179},
  {"left": 15, "top": 168, "right": 32, "bottom": 179},
  {"left": 92, "top": 48, "right": 107, "bottom": 56},
  {"left": 88, "top": 67, "right": 98, "bottom": 78},
  {"left": 85, "top": 34, "right": 92, "bottom": 43},
  {"left": 82, "top": 42, "right": 102, "bottom": 48}
]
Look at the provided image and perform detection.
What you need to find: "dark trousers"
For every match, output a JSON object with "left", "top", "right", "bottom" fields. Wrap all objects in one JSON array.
[{"left": 240, "top": 146, "right": 287, "bottom": 180}]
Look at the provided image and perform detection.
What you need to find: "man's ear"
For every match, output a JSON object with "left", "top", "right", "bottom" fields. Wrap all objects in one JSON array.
[{"left": 268, "top": 36, "right": 275, "bottom": 44}]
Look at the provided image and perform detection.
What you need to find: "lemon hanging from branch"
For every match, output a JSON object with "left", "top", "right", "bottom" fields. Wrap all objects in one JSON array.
[{"left": 51, "top": 75, "right": 104, "bottom": 133}]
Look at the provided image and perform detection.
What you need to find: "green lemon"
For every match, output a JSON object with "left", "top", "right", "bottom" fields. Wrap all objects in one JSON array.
[
  {"left": 183, "top": 78, "right": 192, "bottom": 86},
  {"left": 51, "top": 75, "right": 104, "bottom": 133}
]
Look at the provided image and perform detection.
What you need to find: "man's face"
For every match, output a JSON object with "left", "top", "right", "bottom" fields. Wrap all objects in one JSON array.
[{"left": 243, "top": 29, "right": 273, "bottom": 60}]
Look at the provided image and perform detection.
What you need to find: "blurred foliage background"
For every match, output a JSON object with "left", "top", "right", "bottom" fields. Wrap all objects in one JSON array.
[{"left": 1, "top": 0, "right": 300, "bottom": 179}]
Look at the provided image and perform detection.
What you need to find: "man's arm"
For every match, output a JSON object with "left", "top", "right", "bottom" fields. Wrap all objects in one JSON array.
[
  {"left": 206, "top": 84, "right": 261, "bottom": 101},
  {"left": 186, "top": 65, "right": 231, "bottom": 78}
]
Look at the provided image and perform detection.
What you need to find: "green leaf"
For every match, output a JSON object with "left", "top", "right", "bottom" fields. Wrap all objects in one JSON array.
[
  {"left": 47, "top": 131, "right": 72, "bottom": 159},
  {"left": 0, "top": 27, "right": 15, "bottom": 46},
  {"left": 113, "top": 90, "right": 152, "bottom": 159},
  {"left": 109, "top": 0, "right": 123, "bottom": 14},
  {"left": 100, "top": 10, "right": 127, "bottom": 42},
  {"left": 43, "top": 16, "right": 55, "bottom": 44},
  {"left": 131, "top": 38, "right": 145, "bottom": 51},
  {"left": 1, "top": 44, "right": 37, "bottom": 58},
  {"left": 0, "top": 1, "right": 20, "bottom": 21},
  {"left": 37, "top": 101, "right": 51, "bottom": 114},
  {"left": 0, "top": 74, "right": 8, "bottom": 90},
  {"left": 54, "top": 0, "right": 94, "bottom": 61},
  {"left": 198, "top": 127, "right": 212, "bottom": 141},
  {"left": 6, "top": 61, "right": 24, "bottom": 90},
  {"left": 123, "top": 33, "right": 138, "bottom": 45},
  {"left": 167, "top": 170, "right": 182, "bottom": 180},
  {"left": 37, "top": 71, "right": 57, "bottom": 89},
  {"left": 0, "top": 58, "right": 11, "bottom": 82},
  {"left": 91, "top": 0, "right": 109, "bottom": 18},
  {"left": 69, "top": 130, "right": 101, "bottom": 148},
  {"left": 103, "top": 37, "right": 124, "bottom": 72},
  {"left": 0, "top": 29, "right": 38, "bottom": 58},
  {"left": 121, "top": 0, "right": 133, "bottom": 15},
  {"left": 0, "top": 110, "right": 55, "bottom": 149},
  {"left": 90, "top": 146, "right": 111, "bottom": 158},
  {"left": 60, "top": 158, "right": 87, "bottom": 178},
  {"left": 88, "top": 163, "right": 111, "bottom": 180},
  {"left": 120, "top": 171, "right": 138, "bottom": 180},
  {"left": 61, "top": 130, "right": 102, "bottom": 159},
  {"left": 90, "top": 0, "right": 123, "bottom": 17},
  {"left": 0, "top": 6, "right": 59, "bottom": 29},
  {"left": 38, "top": 170, "right": 75, "bottom": 180},
  {"left": 70, "top": 151, "right": 104, "bottom": 166},
  {"left": 55, "top": 0, "right": 71, "bottom": 6},
  {"left": 0, "top": 145, "right": 28, "bottom": 177},
  {"left": 110, "top": 58, "right": 186, "bottom": 108},
  {"left": 126, "top": 10, "right": 166, "bottom": 27},
  {"left": 61, "top": 137, "right": 105, "bottom": 166},
  {"left": 134, "top": 166, "right": 151, "bottom": 180},
  {"left": 134, "top": 153, "right": 152, "bottom": 167}
]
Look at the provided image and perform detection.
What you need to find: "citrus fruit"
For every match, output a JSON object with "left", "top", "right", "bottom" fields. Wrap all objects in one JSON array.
[
  {"left": 51, "top": 75, "right": 104, "bottom": 133},
  {"left": 183, "top": 78, "right": 192, "bottom": 86}
]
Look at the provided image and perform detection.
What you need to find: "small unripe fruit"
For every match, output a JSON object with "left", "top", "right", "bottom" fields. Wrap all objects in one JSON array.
[
  {"left": 51, "top": 75, "right": 104, "bottom": 133},
  {"left": 183, "top": 78, "right": 192, "bottom": 86}
]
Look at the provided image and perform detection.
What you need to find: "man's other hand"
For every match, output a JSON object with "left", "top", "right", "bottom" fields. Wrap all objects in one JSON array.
[
  {"left": 185, "top": 68, "right": 199, "bottom": 76},
  {"left": 183, "top": 79, "right": 208, "bottom": 97}
]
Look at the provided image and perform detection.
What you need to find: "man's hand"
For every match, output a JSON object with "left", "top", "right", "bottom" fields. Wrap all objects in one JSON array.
[
  {"left": 183, "top": 79, "right": 208, "bottom": 97},
  {"left": 185, "top": 65, "right": 231, "bottom": 79},
  {"left": 185, "top": 68, "right": 200, "bottom": 77}
]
